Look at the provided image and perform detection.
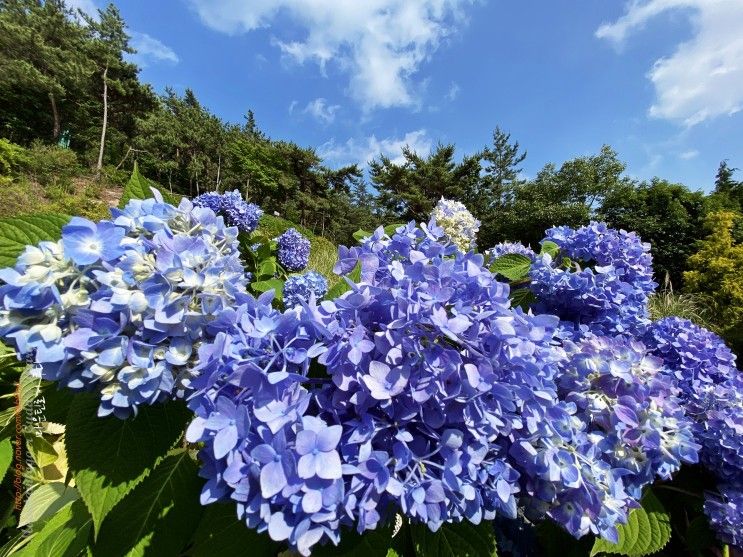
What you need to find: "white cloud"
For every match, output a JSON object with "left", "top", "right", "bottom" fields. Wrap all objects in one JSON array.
[
  {"left": 65, "top": 0, "right": 99, "bottom": 20},
  {"left": 302, "top": 98, "right": 340, "bottom": 124},
  {"left": 596, "top": 0, "right": 743, "bottom": 126},
  {"left": 319, "top": 129, "right": 432, "bottom": 166},
  {"left": 190, "top": 0, "right": 476, "bottom": 111},
  {"left": 130, "top": 32, "right": 179, "bottom": 65},
  {"left": 446, "top": 82, "right": 460, "bottom": 101},
  {"left": 679, "top": 149, "right": 699, "bottom": 160}
]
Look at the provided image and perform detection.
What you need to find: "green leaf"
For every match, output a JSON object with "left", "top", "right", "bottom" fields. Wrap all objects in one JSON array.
[
  {"left": 509, "top": 287, "right": 536, "bottom": 310},
  {"left": 251, "top": 279, "right": 284, "bottom": 302},
  {"left": 15, "top": 499, "right": 92, "bottom": 557},
  {"left": 540, "top": 240, "right": 560, "bottom": 258},
  {"left": 384, "top": 224, "right": 405, "bottom": 236},
  {"left": 489, "top": 254, "right": 532, "bottom": 281},
  {"left": 65, "top": 393, "right": 191, "bottom": 536},
  {"left": 314, "top": 523, "right": 394, "bottom": 557},
  {"left": 19, "top": 483, "right": 79, "bottom": 527},
  {"left": 186, "top": 502, "right": 280, "bottom": 557},
  {"left": 0, "top": 438, "right": 11, "bottom": 482},
  {"left": 411, "top": 521, "right": 498, "bottom": 557},
  {"left": 683, "top": 516, "right": 716, "bottom": 555},
  {"left": 27, "top": 435, "right": 58, "bottom": 468},
  {"left": 591, "top": 490, "right": 671, "bottom": 557},
  {"left": 92, "top": 450, "right": 203, "bottom": 557},
  {"left": 0, "top": 214, "right": 70, "bottom": 269},
  {"left": 353, "top": 229, "right": 372, "bottom": 242},
  {"left": 256, "top": 257, "right": 277, "bottom": 279},
  {"left": 119, "top": 162, "right": 180, "bottom": 209}
]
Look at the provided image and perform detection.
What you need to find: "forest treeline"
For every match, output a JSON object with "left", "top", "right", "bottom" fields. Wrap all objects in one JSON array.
[{"left": 2, "top": 0, "right": 743, "bottom": 334}]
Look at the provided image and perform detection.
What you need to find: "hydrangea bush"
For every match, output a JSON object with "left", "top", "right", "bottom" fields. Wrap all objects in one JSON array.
[{"left": 0, "top": 184, "right": 741, "bottom": 557}]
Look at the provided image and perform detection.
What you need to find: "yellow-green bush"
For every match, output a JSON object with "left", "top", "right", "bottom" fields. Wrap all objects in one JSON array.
[{"left": 684, "top": 211, "right": 743, "bottom": 351}]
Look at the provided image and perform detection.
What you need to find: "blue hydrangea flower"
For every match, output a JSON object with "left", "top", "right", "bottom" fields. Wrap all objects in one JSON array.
[
  {"left": 643, "top": 317, "right": 738, "bottom": 413},
  {"left": 0, "top": 190, "right": 249, "bottom": 417},
  {"left": 277, "top": 228, "right": 310, "bottom": 272},
  {"left": 530, "top": 222, "right": 656, "bottom": 337},
  {"left": 193, "top": 190, "right": 263, "bottom": 233},
  {"left": 430, "top": 197, "right": 480, "bottom": 252},
  {"left": 705, "top": 483, "right": 743, "bottom": 549},
  {"left": 283, "top": 271, "right": 328, "bottom": 308}
]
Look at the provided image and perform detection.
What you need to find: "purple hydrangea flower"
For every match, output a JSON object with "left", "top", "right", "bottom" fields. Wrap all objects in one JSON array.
[
  {"left": 193, "top": 190, "right": 263, "bottom": 233},
  {"left": 283, "top": 271, "right": 328, "bottom": 308},
  {"left": 705, "top": 483, "right": 743, "bottom": 549},
  {"left": 277, "top": 228, "right": 311, "bottom": 272}
]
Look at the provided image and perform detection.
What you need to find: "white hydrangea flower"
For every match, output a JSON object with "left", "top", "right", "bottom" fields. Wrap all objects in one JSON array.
[{"left": 430, "top": 197, "right": 480, "bottom": 252}]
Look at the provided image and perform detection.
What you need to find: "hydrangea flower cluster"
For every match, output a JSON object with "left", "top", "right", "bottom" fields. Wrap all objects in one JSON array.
[
  {"left": 530, "top": 222, "right": 656, "bottom": 337},
  {"left": 0, "top": 192, "right": 248, "bottom": 417},
  {"left": 282, "top": 271, "right": 328, "bottom": 308},
  {"left": 277, "top": 228, "right": 310, "bottom": 272},
  {"left": 184, "top": 220, "right": 699, "bottom": 555},
  {"left": 193, "top": 190, "right": 263, "bottom": 233},
  {"left": 704, "top": 482, "right": 743, "bottom": 547},
  {"left": 486, "top": 241, "right": 537, "bottom": 264},
  {"left": 430, "top": 197, "right": 480, "bottom": 252},
  {"left": 643, "top": 317, "right": 738, "bottom": 414},
  {"left": 514, "top": 335, "right": 698, "bottom": 542},
  {"left": 642, "top": 317, "right": 743, "bottom": 547}
]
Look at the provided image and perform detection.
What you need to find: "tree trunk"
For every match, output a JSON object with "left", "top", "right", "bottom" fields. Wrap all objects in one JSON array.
[
  {"left": 216, "top": 153, "right": 221, "bottom": 192},
  {"left": 49, "top": 92, "right": 60, "bottom": 139},
  {"left": 96, "top": 66, "right": 109, "bottom": 175}
]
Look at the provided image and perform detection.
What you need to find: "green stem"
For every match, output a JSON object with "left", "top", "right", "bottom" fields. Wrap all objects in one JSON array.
[
  {"left": 723, "top": 545, "right": 730, "bottom": 557},
  {"left": 654, "top": 484, "right": 702, "bottom": 499}
]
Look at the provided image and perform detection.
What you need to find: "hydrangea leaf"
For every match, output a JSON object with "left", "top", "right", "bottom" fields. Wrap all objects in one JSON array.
[
  {"left": 18, "top": 483, "right": 79, "bottom": 527},
  {"left": 353, "top": 229, "right": 372, "bottom": 242},
  {"left": 540, "top": 240, "right": 559, "bottom": 258},
  {"left": 186, "top": 502, "right": 281, "bottom": 557},
  {"left": 489, "top": 253, "right": 532, "bottom": 281},
  {"left": 590, "top": 490, "right": 671, "bottom": 557},
  {"left": 14, "top": 499, "right": 92, "bottom": 557},
  {"left": 0, "top": 213, "right": 70, "bottom": 269},
  {"left": 65, "top": 393, "right": 191, "bottom": 536},
  {"left": 92, "top": 450, "right": 202, "bottom": 557},
  {"left": 119, "top": 162, "right": 180, "bottom": 208},
  {"left": 383, "top": 224, "right": 405, "bottom": 236},
  {"left": 0, "top": 438, "right": 11, "bottom": 482},
  {"left": 411, "top": 521, "right": 498, "bottom": 557},
  {"left": 27, "top": 434, "right": 59, "bottom": 468},
  {"left": 314, "top": 523, "right": 394, "bottom": 556},
  {"left": 252, "top": 278, "right": 284, "bottom": 302},
  {"left": 509, "top": 287, "right": 536, "bottom": 310}
]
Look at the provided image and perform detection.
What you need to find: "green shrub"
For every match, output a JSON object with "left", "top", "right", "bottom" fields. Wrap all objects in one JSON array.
[
  {"left": 0, "top": 138, "right": 29, "bottom": 175},
  {"left": 25, "top": 141, "right": 81, "bottom": 188}
]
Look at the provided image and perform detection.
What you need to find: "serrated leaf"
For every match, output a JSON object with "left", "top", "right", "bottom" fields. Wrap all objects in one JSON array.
[
  {"left": 186, "top": 502, "right": 280, "bottom": 557},
  {"left": 489, "top": 254, "right": 532, "bottom": 281},
  {"left": 65, "top": 393, "right": 191, "bottom": 536},
  {"left": 27, "top": 435, "right": 58, "bottom": 468},
  {"left": 509, "top": 287, "right": 536, "bottom": 310},
  {"left": 540, "top": 240, "right": 559, "bottom": 258},
  {"left": 0, "top": 438, "right": 11, "bottom": 482},
  {"left": 15, "top": 499, "right": 92, "bottom": 557},
  {"left": 411, "top": 521, "right": 498, "bottom": 557},
  {"left": 92, "top": 450, "right": 202, "bottom": 557},
  {"left": 19, "top": 483, "right": 79, "bottom": 527},
  {"left": 257, "top": 257, "right": 277, "bottom": 279},
  {"left": 119, "top": 162, "right": 180, "bottom": 209},
  {"left": 0, "top": 214, "right": 70, "bottom": 269},
  {"left": 353, "top": 229, "right": 372, "bottom": 242},
  {"left": 591, "top": 490, "right": 671, "bottom": 557}
]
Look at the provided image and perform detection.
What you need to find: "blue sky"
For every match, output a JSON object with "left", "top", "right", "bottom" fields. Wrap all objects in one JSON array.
[{"left": 73, "top": 0, "right": 743, "bottom": 192}]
